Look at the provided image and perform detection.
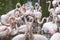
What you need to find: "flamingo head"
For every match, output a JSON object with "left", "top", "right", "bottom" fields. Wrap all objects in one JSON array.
[
  {"left": 46, "top": 1, "right": 51, "bottom": 4},
  {"left": 52, "top": 1, "right": 58, "bottom": 7},
  {"left": 16, "top": 3, "right": 21, "bottom": 8},
  {"left": 9, "top": 17, "right": 16, "bottom": 28}
]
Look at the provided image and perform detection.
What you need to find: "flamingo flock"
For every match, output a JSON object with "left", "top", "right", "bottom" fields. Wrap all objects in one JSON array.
[{"left": 0, "top": 0, "right": 60, "bottom": 40}]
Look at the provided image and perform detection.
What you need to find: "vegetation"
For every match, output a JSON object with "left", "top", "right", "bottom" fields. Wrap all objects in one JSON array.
[{"left": 0, "top": 0, "right": 52, "bottom": 17}]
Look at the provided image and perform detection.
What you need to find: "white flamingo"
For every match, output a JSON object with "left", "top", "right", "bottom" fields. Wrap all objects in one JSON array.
[
  {"left": 50, "top": 32, "right": 60, "bottom": 40},
  {"left": 46, "top": 1, "right": 57, "bottom": 23},
  {"left": 1, "top": 14, "right": 10, "bottom": 26},
  {"left": 12, "top": 17, "right": 31, "bottom": 40},
  {"left": 26, "top": 17, "right": 48, "bottom": 40},
  {"left": 54, "top": 4, "right": 60, "bottom": 32},
  {"left": 52, "top": 0, "right": 59, "bottom": 9},
  {"left": 6, "top": 3, "right": 22, "bottom": 18},
  {"left": 0, "top": 20, "right": 16, "bottom": 40},
  {"left": 42, "top": 22, "right": 57, "bottom": 35}
]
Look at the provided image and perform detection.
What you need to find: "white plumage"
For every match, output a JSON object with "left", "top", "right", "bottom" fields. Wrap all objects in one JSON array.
[
  {"left": 50, "top": 33, "right": 60, "bottom": 40},
  {"left": 42, "top": 22, "right": 57, "bottom": 35}
]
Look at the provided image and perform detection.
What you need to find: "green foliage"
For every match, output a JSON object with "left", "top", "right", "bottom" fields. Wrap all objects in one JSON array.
[
  {"left": 40, "top": 0, "right": 52, "bottom": 17},
  {"left": 0, "top": 0, "right": 27, "bottom": 16},
  {"left": 0, "top": 0, "right": 52, "bottom": 17}
]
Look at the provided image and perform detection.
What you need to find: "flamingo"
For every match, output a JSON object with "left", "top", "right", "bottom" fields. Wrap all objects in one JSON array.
[
  {"left": 10, "top": 16, "right": 32, "bottom": 36},
  {"left": 0, "top": 17, "right": 17, "bottom": 40},
  {"left": 1, "top": 14, "right": 10, "bottom": 26},
  {"left": 34, "top": 2, "right": 40, "bottom": 11},
  {"left": 34, "top": 7, "right": 47, "bottom": 33},
  {"left": 16, "top": 3, "right": 21, "bottom": 9},
  {"left": 52, "top": 0, "right": 59, "bottom": 9},
  {"left": 42, "top": 22, "right": 57, "bottom": 35},
  {"left": 26, "top": 17, "right": 48, "bottom": 40},
  {"left": 50, "top": 32, "right": 60, "bottom": 40},
  {"left": 34, "top": 3, "right": 45, "bottom": 24},
  {"left": 46, "top": 1, "right": 57, "bottom": 23},
  {"left": 2, "top": 4, "right": 23, "bottom": 27},
  {"left": 54, "top": 3, "right": 60, "bottom": 32},
  {"left": 12, "top": 17, "right": 31, "bottom": 40},
  {"left": 6, "top": 3, "right": 22, "bottom": 18},
  {"left": 19, "top": 16, "right": 48, "bottom": 40}
]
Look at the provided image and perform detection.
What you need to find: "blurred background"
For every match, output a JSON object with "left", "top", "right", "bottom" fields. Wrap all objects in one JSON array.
[{"left": 0, "top": 0, "right": 52, "bottom": 17}]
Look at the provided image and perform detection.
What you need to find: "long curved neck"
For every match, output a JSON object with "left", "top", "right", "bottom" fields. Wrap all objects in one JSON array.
[
  {"left": 29, "top": 23, "right": 34, "bottom": 40},
  {"left": 37, "top": 17, "right": 47, "bottom": 24},
  {"left": 48, "top": 1, "right": 51, "bottom": 11},
  {"left": 24, "top": 17, "right": 28, "bottom": 35},
  {"left": 29, "top": 18, "right": 34, "bottom": 40},
  {"left": 21, "top": 17, "right": 28, "bottom": 40},
  {"left": 24, "top": 17, "right": 34, "bottom": 40},
  {"left": 29, "top": 28, "right": 34, "bottom": 40}
]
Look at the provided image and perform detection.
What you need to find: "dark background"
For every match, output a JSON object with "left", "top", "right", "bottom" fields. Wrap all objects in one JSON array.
[{"left": 0, "top": 0, "right": 52, "bottom": 17}]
